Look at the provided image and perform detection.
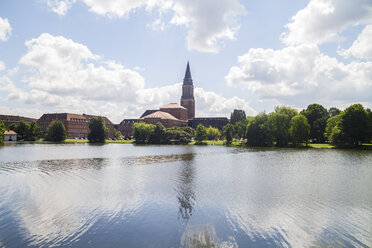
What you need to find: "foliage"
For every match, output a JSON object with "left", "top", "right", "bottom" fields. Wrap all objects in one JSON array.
[
  {"left": 206, "top": 126, "right": 221, "bottom": 140},
  {"left": 46, "top": 120, "right": 66, "bottom": 142},
  {"left": 328, "top": 107, "right": 341, "bottom": 118},
  {"left": 246, "top": 113, "right": 272, "bottom": 146},
  {"left": 289, "top": 114, "right": 310, "bottom": 147},
  {"left": 113, "top": 128, "right": 122, "bottom": 139},
  {"left": 301, "top": 104, "right": 328, "bottom": 143},
  {"left": 266, "top": 106, "right": 298, "bottom": 147},
  {"left": 222, "top": 124, "right": 234, "bottom": 144},
  {"left": 0, "top": 121, "right": 4, "bottom": 144},
  {"left": 27, "top": 122, "right": 42, "bottom": 141},
  {"left": 325, "top": 114, "right": 342, "bottom": 145},
  {"left": 341, "top": 104, "right": 370, "bottom": 146},
  {"left": 230, "top": 109, "right": 246, "bottom": 125},
  {"left": 9, "top": 121, "right": 41, "bottom": 141},
  {"left": 167, "top": 126, "right": 194, "bottom": 144},
  {"left": 195, "top": 124, "right": 207, "bottom": 143},
  {"left": 148, "top": 122, "right": 169, "bottom": 144},
  {"left": 88, "top": 117, "right": 108, "bottom": 143},
  {"left": 233, "top": 118, "right": 249, "bottom": 139},
  {"left": 16, "top": 120, "right": 30, "bottom": 140},
  {"left": 132, "top": 122, "right": 154, "bottom": 143}
]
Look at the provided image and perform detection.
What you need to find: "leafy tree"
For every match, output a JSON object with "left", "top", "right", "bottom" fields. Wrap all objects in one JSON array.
[
  {"left": 132, "top": 122, "right": 154, "bottom": 143},
  {"left": 88, "top": 117, "right": 108, "bottom": 143},
  {"left": 46, "top": 120, "right": 66, "bottom": 142},
  {"left": 26, "top": 122, "right": 42, "bottom": 141},
  {"left": 230, "top": 109, "right": 246, "bottom": 125},
  {"left": 266, "top": 106, "right": 298, "bottom": 147},
  {"left": 301, "top": 104, "right": 328, "bottom": 143},
  {"left": 148, "top": 122, "right": 169, "bottom": 144},
  {"left": 246, "top": 113, "right": 272, "bottom": 147},
  {"left": 341, "top": 104, "right": 370, "bottom": 146},
  {"left": 16, "top": 120, "right": 30, "bottom": 140},
  {"left": 325, "top": 114, "right": 343, "bottom": 145},
  {"left": 167, "top": 127, "right": 193, "bottom": 144},
  {"left": 328, "top": 107, "right": 341, "bottom": 118},
  {"left": 0, "top": 121, "right": 5, "bottom": 144},
  {"left": 206, "top": 126, "right": 221, "bottom": 140},
  {"left": 195, "top": 124, "right": 207, "bottom": 144},
  {"left": 289, "top": 114, "right": 310, "bottom": 147},
  {"left": 113, "top": 129, "right": 122, "bottom": 139},
  {"left": 222, "top": 124, "right": 234, "bottom": 144},
  {"left": 233, "top": 118, "right": 249, "bottom": 139}
]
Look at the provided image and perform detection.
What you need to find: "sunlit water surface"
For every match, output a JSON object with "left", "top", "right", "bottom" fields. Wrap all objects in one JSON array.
[{"left": 0, "top": 143, "right": 372, "bottom": 247}]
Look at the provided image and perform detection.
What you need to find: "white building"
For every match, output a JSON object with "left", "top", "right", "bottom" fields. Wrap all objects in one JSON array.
[{"left": 4, "top": 130, "right": 17, "bottom": 141}]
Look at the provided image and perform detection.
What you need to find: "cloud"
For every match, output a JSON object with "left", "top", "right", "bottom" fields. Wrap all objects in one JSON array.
[
  {"left": 281, "top": 0, "right": 372, "bottom": 45},
  {"left": 42, "top": 0, "right": 245, "bottom": 53},
  {"left": 3, "top": 33, "right": 255, "bottom": 122},
  {"left": 225, "top": 44, "right": 372, "bottom": 107},
  {"left": 339, "top": 24, "right": 372, "bottom": 60},
  {"left": 0, "top": 16, "right": 12, "bottom": 41},
  {"left": 0, "top": 61, "right": 5, "bottom": 71}
]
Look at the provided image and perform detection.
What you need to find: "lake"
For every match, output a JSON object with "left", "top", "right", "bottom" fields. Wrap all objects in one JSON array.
[{"left": 0, "top": 143, "right": 371, "bottom": 247}]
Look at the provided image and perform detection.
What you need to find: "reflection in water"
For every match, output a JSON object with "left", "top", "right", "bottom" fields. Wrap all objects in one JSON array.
[{"left": 176, "top": 153, "right": 196, "bottom": 223}]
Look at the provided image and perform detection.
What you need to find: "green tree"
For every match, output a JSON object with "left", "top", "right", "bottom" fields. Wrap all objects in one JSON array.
[
  {"left": 325, "top": 114, "right": 343, "bottom": 145},
  {"left": 289, "top": 114, "right": 310, "bottom": 147},
  {"left": 230, "top": 109, "right": 246, "bottom": 125},
  {"left": 26, "top": 122, "right": 42, "bottom": 141},
  {"left": 46, "top": 120, "right": 66, "bottom": 142},
  {"left": 301, "top": 104, "right": 328, "bottom": 143},
  {"left": 206, "top": 126, "right": 221, "bottom": 140},
  {"left": 341, "top": 104, "right": 370, "bottom": 146},
  {"left": 328, "top": 107, "right": 341, "bottom": 118},
  {"left": 88, "top": 117, "right": 108, "bottom": 143},
  {"left": 233, "top": 118, "right": 249, "bottom": 139},
  {"left": 16, "top": 120, "right": 30, "bottom": 140},
  {"left": 246, "top": 113, "right": 272, "bottom": 147},
  {"left": 113, "top": 128, "right": 122, "bottom": 139},
  {"left": 195, "top": 124, "right": 207, "bottom": 144},
  {"left": 148, "top": 122, "right": 169, "bottom": 144},
  {"left": 222, "top": 124, "right": 234, "bottom": 144},
  {"left": 132, "top": 122, "right": 154, "bottom": 143},
  {"left": 167, "top": 127, "right": 193, "bottom": 144},
  {"left": 0, "top": 121, "right": 5, "bottom": 144},
  {"left": 266, "top": 106, "right": 298, "bottom": 147}
]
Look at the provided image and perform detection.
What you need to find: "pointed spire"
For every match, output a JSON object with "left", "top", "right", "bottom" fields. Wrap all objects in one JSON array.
[{"left": 184, "top": 61, "right": 192, "bottom": 82}]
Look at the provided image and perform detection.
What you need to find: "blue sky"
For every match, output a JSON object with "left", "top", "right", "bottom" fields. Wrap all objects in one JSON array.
[{"left": 0, "top": 0, "right": 372, "bottom": 123}]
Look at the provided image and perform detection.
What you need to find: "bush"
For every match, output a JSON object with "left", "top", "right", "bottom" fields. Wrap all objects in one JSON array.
[
  {"left": 46, "top": 120, "right": 66, "bottom": 142},
  {"left": 206, "top": 126, "right": 221, "bottom": 140},
  {"left": 132, "top": 122, "right": 154, "bottom": 143},
  {"left": 148, "top": 122, "right": 169, "bottom": 144}
]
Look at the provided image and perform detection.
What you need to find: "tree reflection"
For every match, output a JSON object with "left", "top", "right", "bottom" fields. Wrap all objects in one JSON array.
[{"left": 176, "top": 153, "right": 196, "bottom": 223}]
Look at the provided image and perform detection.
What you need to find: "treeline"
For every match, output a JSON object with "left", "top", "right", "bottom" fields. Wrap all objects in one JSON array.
[{"left": 4, "top": 120, "right": 42, "bottom": 141}]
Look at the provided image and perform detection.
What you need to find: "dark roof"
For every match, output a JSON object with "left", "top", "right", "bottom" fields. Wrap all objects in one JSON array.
[
  {"left": 120, "top": 119, "right": 138, "bottom": 125},
  {"left": 140, "top": 110, "right": 157, "bottom": 118},
  {"left": 183, "top": 61, "right": 193, "bottom": 84}
]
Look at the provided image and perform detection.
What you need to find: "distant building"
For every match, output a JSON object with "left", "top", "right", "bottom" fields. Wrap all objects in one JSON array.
[
  {"left": 117, "top": 119, "right": 138, "bottom": 138},
  {"left": 139, "top": 110, "right": 187, "bottom": 128},
  {"left": 188, "top": 117, "right": 229, "bottom": 130},
  {"left": 0, "top": 115, "right": 37, "bottom": 127},
  {"left": 180, "top": 61, "right": 195, "bottom": 120},
  {"left": 3, "top": 130, "right": 17, "bottom": 141},
  {"left": 38, "top": 113, "right": 114, "bottom": 139}
]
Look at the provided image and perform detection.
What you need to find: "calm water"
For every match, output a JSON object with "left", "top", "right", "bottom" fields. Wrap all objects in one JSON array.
[{"left": 0, "top": 143, "right": 371, "bottom": 247}]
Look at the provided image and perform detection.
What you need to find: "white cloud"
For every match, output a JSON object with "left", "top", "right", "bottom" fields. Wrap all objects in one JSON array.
[
  {"left": 0, "top": 17, "right": 11, "bottom": 41},
  {"left": 3, "top": 33, "right": 255, "bottom": 122},
  {"left": 42, "top": 0, "right": 245, "bottom": 53},
  {"left": 0, "top": 61, "right": 5, "bottom": 71},
  {"left": 281, "top": 0, "right": 372, "bottom": 45},
  {"left": 339, "top": 24, "right": 372, "bottom": 60},
  {"left": 226, "top": 44, "right": 372, "bottom": 106}
]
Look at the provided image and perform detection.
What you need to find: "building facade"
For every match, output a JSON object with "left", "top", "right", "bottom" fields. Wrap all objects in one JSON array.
[
  {"left": 3, "top": 130, "right": 17, "bottom": 141},
  {"left": 117, "top": 119, "right": 138, "bottom": 138},
  {"left": 38, "top": 113, "right": 114, "bottom": 139}
]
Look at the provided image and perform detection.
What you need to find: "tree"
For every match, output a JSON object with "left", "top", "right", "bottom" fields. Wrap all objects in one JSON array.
[
  {"left": 113, "top": 129, "right": 122, "bottom": 139},
  {"left": 233, "top": 118, "right": 249, "bottom": 139},
  {"left": 289, "top": 114, "right": 310, "bottom": 147},
  {"left": 88, "top": 117, "right": 108, "bottom": 143},
  {"left": 0, "top": 121, "right": 5, "bottom": 144},
  {"left": 328, "top": 107, "right": 341, "bottom": 118},
  {"left": 222, "top": 124, "right": 234, "bottom": 144},
  {"left": 195, "top": 124, "right": 207, "bottom": 144},
  {"left": 230, "top": 109, "right": 246, "bottom": 125},
  {"left": 26, "top": 122, "right": 42, "bottom": 141},
  {"left": 266, "top": 106, "right": 298, "bottom": 147},
  {"left": 46, "top": 120, "right": 66, "bottom": 142},
  {"left": 148, "top": 122, "right": 169, "bottom": 144},
  {"left": 132, "top": 122, "right": 154, "bottom": 143},
  {"left": 167, "top": 127, "right": 194, "bottom": 144},
  {"left": 341, "top": 104, "right": 370, "bottom": 146},
  {"left": 325, "top": 114, "right": 343, "bottom": 145},
  {"left": 246, "top": 113, "right": 272, "bottom": 147},
  {"left": 206, "top": 126, "right": 221, "bottom": 140},
  {"left": 301, "top": 104, "right": 328, "bottom": 143},
  {"left": 16, "top": 120, "right": 30, "bottom": 140}
]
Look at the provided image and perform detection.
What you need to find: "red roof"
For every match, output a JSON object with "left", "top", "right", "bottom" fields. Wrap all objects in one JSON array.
[{"left": 4, "top": 130, "right": 17, "bottom": 135}]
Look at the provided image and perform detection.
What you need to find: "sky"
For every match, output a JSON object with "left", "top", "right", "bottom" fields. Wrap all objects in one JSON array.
[{"left": 0, "top": 0, "right": 372, "bottom": 123}]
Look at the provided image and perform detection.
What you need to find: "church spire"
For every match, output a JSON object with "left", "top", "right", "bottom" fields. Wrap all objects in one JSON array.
[{"left": 183, "top": 61, "right": 193, "bottom": 84}]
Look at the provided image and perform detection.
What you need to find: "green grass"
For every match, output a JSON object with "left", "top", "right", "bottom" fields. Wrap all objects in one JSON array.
[
  {"left": 105, "top": 139, "right": 134, "bottom": 144},
  {"left": 64, "top": 138, "right": 89, "bottom": 143},
  {"left": 308, "top": 143, "right": 335, "bottom": 149}
]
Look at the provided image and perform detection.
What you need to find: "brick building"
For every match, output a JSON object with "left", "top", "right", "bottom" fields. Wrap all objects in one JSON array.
[
  {"left": 38, "top": 113, "right": 114, "bottom": 139},
  {"left": 117, "top": 119, "right": 138, "bottom": 138},
  {"left": 188, "top": 117, "right": 229, "bottom": 130},
  {"left": 0, "top": 115, "right": 37, "bottom": 127}
]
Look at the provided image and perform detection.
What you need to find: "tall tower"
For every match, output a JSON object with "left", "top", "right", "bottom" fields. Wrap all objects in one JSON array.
[{"left": 181, "top": 61, "right": 195, "bottom": 119}]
